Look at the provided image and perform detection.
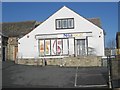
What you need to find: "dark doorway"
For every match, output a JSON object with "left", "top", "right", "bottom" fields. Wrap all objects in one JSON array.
[{"left": 2, "top": 47, "right": 6, "bottom": 61}]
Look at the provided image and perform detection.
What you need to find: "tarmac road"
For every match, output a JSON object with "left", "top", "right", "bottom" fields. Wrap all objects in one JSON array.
[{"left": 2, "top": 61, "right": 109, "bottom": 88}]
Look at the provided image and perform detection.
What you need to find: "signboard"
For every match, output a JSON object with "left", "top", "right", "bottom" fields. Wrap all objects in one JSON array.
[
  {"left": 63, "top": 33, "right": 83, "bottom": 38},
  {"left": 57, "top": 39, "right": 62, "bottom": 55}
]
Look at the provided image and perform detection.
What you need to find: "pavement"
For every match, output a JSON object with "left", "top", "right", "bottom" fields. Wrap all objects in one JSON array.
[{"left": 2, "top": 61, "right": 109, "bottom": 88}]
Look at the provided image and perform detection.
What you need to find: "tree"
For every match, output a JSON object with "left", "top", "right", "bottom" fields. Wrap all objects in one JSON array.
[{"left": 107, "top": 38, "right": 116, "bottom": 49}]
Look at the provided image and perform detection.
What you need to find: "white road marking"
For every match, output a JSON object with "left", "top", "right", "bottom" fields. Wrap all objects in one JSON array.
[
  {"left": 74, "top": 67, "right": 78, "bottom": 87},
  {"left": 74, "top": 67, "right": 108, "bottom": 88},
  {"left": 76, "top": 84, "right": 108, "bottom": 88},
  {"left": 108, "top": 68, "right": 112, "bottom": 88}
]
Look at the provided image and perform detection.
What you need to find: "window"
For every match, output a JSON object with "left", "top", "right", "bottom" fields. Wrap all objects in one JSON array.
[
  {"left": 39, "top": 40, "right": 44, "bottom": 56},
  {"left": 56, "top": 18, "right": 74, "bottom": 29},
  {"left": 51, "top": 39, "right": 56, "bottom": 55},
  {"left": 62, "top": 20, "right": 67, "bottom": 28},
  {"left": 45, "top": 40, "right": 50, "bottom": 55},
  {"left": 76, "top": 39, "right": 86, "bottom": 56},
  {"left": 56, "top": 20, "right": 61, "bottom": 29},
  {"left": 39, "top": 38, "right": 69, "bottom": 56},
  {"left": 57, "top": 39, "right": 62, "bottom": 55},
  {"left": 68, "top": 19, "right": 74, "bottom": 28},
  {"left": 63, "top": 39, "right": 68, "bottom": 55}
]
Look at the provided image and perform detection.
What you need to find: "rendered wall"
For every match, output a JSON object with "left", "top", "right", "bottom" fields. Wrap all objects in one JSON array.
[{"left": 18, "top": 6, "right": 104, "bottom": 58}]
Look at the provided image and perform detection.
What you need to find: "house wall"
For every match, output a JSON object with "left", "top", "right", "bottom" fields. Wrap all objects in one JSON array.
[
  {"left": 18, "top": 6, "right": 104, "bottom": 58},
  {"left": 7, "top": 37, "right": 18, "bottom": 61}
]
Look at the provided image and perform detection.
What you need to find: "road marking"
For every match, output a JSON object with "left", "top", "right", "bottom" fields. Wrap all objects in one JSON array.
[
  {"left": 76, "top": 84, "right": 108, "bottom": 88},
  {"left": 74, "top": 67, "right": 108, "bottom": 88},
  {"left": 108, "top": 69, "right": 112, "bottom": 88},
  {"left": 74, "top": 67, "right": 78, "bottom": 87}
]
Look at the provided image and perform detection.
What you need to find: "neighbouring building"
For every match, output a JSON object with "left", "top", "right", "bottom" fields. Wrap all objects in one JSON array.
[
  {"left": 2, "top": 20, "right": 41, "bottom": 61},
  {"left": 0, "top": 30, "right": 8, "bottom": 61},
  {"left": 105, "top": 48, "right": 116, "bottom": 56},
  {"left": 116, "top": 32, "right": 120, "bottom": 55},
  {"left": 18, "top": 6, "right": 105, "bottom": 63}
]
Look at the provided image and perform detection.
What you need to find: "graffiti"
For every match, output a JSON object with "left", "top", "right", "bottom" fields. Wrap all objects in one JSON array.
[
  {"left": 39, "top": 39, "right": 62, "bottom": 55},
  {"left": 45, "top": 40, "right": 50, "bottom": 54},
  {"left": 40, "top": 40, "right": 50, "bottom": 55},
  {"left": 57, "top": 40, "right": 62, "bottom": 54},
  {"left": 52, "top": 40, "right": 62, "bottom": 55},
  {"left": 40, "top": 40, "right": 44, "bottom": 55},
  {"left": 52, "top": 40, "right": 56, "bottom": 54}
]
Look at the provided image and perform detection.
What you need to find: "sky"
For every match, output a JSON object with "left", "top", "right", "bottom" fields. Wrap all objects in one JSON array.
[{"left": 2, "top": 2, "right": 118, "bottom": 48}]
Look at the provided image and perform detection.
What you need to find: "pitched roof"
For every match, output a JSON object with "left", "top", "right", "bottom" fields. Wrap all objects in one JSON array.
[
  {"left": 87, "top": 18, "right": 101, "bottom": 28},
  {"left": 2, "top": 20, "right": 40, "bottom": 38},
  {"left": 2, "top": 18, "right": 102, "bottom": 38}
]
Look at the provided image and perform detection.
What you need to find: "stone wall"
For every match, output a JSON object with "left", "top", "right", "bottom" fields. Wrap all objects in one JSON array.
[
  {"left": 16, "top": 56, "right": 102, "bottom": 67},
  {"left": 111, "top": 60, "right": 120, "bottom": 80},
  {"left": 7, "top": 37, "right": 18, "bottom": 61},
  {"left": 62, "top": 56, "right": 102, "bottom": 67},
  {"left": 17, "top": 58, "right": 43, "bottom": 66}
]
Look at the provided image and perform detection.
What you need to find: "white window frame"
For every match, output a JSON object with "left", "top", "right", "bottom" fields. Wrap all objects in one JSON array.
[
  {"left": 62, "top": 19, "right": 67, "bottom": 28},
  {"left": 68, "top": 19, "right": 74, "bottom": 28},
  {"left": 56, "top": 18, "right": 74, "bottom": 29}
]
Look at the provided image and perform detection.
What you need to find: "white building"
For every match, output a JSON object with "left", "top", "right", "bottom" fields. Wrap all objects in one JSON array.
[{"left": 18, "top": 6, "right": 105, "bottom": 59}]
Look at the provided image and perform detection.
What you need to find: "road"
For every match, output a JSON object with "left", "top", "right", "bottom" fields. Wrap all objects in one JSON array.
[{"left": 2, "top": 61, "right": 109, "bottom": 88}]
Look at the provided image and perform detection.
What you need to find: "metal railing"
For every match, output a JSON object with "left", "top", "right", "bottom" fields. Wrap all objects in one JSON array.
[{"left": 102, "top": 55, "right": 120, "bottom": 88}]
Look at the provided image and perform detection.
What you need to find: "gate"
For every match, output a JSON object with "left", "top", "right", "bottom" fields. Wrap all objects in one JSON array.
[{"left": 102, "top": 55, "right": 120, "bottom": 88}]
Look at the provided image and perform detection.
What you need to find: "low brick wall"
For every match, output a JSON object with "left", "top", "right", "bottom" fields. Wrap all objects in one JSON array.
[{"left": 16, "top": 56, "right": 102, "bottom": 67}]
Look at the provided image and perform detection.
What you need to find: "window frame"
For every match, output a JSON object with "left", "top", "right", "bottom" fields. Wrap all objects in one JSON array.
[
  {"left": 38, "top": 38, "right": 69, "bottom": 57},
  {"left": 56, "top": 18, "right": 74, "bottom": 30}
]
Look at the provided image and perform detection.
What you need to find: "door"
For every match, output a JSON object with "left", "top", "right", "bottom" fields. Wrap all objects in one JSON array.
[
  {"left": 77, "top": 39, "right": 85, "bottom": 56},
  {"left": 14, "top": 46, "right": 18, "bottom": 61},
  {"left": 2, "top": 47, "right": 5, "bottom": 61}
]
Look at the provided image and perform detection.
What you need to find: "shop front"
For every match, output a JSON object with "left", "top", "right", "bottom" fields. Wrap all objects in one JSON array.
[{"left": 36, "top": 32, "right": 92, "bottom": 57}]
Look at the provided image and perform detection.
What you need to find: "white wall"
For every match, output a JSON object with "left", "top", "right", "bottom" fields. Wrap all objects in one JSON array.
[{"left": 18, "top": 6, "right": 104, "bottom": 58}]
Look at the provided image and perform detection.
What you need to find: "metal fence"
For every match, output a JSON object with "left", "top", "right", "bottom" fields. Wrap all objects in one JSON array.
[{"left": 102, "top": 55, "right": 120, "bottom": 88}]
